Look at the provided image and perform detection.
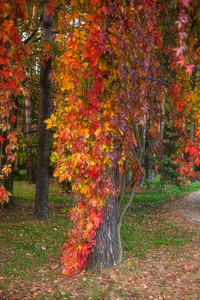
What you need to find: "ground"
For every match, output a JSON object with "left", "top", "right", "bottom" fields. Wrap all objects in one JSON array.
[
  {"left": 0, "top": 186, "right": 200, "bottom": 299},
  {"left": 165, "top": 190, "right": 200, "bottom": 230}
]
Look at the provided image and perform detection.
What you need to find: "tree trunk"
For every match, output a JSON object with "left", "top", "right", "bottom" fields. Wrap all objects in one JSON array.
[
  {"left": 25, "top": 70, "right": 36, "bottom": 184},
  {"left": 88, "top": 168, "right": 118, "bottom": 270},
  {"left": 140, "top": 115, "right": 146, "bottom": 185},
  {"left": 145, "top": 162, "right": 152, "bottom": 182},
  {"left": 190, "top": 123, "right": 194, "bottom": 143},
  {"left": 4, "top": 172, "right": 14, "bottom": 207},
  {"left": 34, "top": 1, "right": 53, "bottom": 220}
]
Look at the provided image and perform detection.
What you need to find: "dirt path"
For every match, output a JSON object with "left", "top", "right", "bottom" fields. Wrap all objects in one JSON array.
[{"left": 165, "top": 190, "right": 200, "bottom": 231}]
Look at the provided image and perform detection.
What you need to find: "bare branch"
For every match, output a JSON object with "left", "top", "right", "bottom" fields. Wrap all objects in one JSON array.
[
  {"left": 148, "top": 77, "right": 170, "bottom": 88},
  {"left": 118, "top": 161, "right": 126, "bottom": 206},
  {"left": 133, "top": 123, "right": 142, "bottom": 167},
  {"left": 117, "top": 181, "right": 137, "bottom": 265},
  {"left": 23, "top": 28, "right": 39, "bottom": 44}
]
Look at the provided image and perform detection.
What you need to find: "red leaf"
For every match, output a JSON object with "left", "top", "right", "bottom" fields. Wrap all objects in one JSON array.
[
  {"left": 45, "top": 1, "right": 55, "bottom": 15},
  {"left": 185, "top": 64, "right": 194, "bottom": 75},
  {"left": 173, "top": 46, "right": 184, "bottom": 57},
  {"left": 0, "top": 136, "right": 6, "bottom": 144},
  {"left": 181, "top": 0, "right": 190, "bottom": 8},
  {"left": 11, "top": 115, "right": 16, "bottom": 123},
  {"left": 43, "top": 43, "right": 51, "bottom": 52},
  {"left": 93, "top": 216, "right": 101, "bottom": 228},
  {"left": 78, "top": 201, "right": 84, "bottom": 209}
]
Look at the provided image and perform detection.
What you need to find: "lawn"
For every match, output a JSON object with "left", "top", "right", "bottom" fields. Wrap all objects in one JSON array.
[{"left": 0, "top": 180, "right": 200, "bottom": 299}]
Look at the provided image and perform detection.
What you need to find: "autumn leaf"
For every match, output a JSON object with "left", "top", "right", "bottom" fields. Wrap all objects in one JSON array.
[
  {"left": 43, "top": 43, "right": 51, "bottom": 52},
  {"left": 185, "top": 64, "right": 194, "bottom": 75},
  {"left": 45, "top": 0, "right": 55, "bottom": 15},
  {"left": 44, "top": 118, "right": 52, "bottom": 129},
  {"left": 181, "top": 0, "right": 190, "bottom": 8}
]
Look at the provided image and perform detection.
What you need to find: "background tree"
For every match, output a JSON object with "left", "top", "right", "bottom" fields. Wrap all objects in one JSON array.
[{"left": 34, "top": 0, "right": 54, "bottom": 220}]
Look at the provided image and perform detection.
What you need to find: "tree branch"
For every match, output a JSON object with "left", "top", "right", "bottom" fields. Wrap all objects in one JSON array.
[
  {"left": 148, "top": 77, "right": 170, "bottom": 88},
  {"left": 117, "top": 181, "right": 137, "bottom": 265},
  {"left": 133, "top": 123, "right": 142, "bottom": 167},
  {"left": 23, "top": 28, "right": 39, "bottom": 44},
  {"left": 118, "top": 161, "right": 126, "bottom": 206}
]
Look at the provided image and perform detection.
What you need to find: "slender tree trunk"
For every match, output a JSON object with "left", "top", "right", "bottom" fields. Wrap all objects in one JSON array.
[
  {"left": 25, "top": 70, "right": 36, "bottom": 184},
  {"left": 88, "top": 168, "right": 118, "bottom": 270},
  {"left": 190, "top": 123, "right": 194, "bottom": 143},
  {"left": 34, "top": 1, "right": 53, "bottom": 220},
  {"left": 25, "top": 2, "right": 38, "bottom": 184},
  {"left": 140, "top": 115, "right": 146, "bottom": 185}
]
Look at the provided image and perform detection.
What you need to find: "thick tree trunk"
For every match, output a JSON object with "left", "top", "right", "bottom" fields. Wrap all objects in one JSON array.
[
  {"left": 88, "top": 195, "right": 117, "bottom": 270},
  {"left": 88, "top": 169, "right": 118, "bottom": 270},
  {"left": 34, "top": 1, "right": 53, "bottom": 220}
]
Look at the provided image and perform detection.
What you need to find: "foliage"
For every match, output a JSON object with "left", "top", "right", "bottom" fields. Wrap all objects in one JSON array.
[
  {"left": 45, "top": 0, "right": 163, "bottom": 276},
  {"left": 159, "top": 155, "right": 180, "bottom": 184},
  {"left": 0, "top": 0, "right": 29, "bottom": 206},
  {"left": 2, "top": 0, "right": 200, "bottom": 278}
]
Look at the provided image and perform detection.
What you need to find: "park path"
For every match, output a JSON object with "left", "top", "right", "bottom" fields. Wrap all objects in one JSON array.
[{"left": 165, "top": 189, "right": 200, "bottom": 231}]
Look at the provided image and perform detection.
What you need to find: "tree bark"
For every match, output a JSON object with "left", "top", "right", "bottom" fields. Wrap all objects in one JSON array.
[
  {"left": 25, "top": 70, "right": 36, "bottom": 184},
  {"left": 145, "top": 161, "right": 152, "bottom": 182},
  {"left": 34, "top": 1, "right": 53, "bottom": 220},
  {"left": 25, "top": 1, "right": 38, "bottom": 184},
  {"left": 88, "top": 168, "right": 118, "bottom": 270},
  {"left": 140, "top": 116, "right": 146, "bottom": 185}
]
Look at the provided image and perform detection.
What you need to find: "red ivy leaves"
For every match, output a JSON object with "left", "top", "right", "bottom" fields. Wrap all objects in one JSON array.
[
  {"left": 181, "top": 0, "right": 190, "bottom": 8},
  {"left": 174, "top": 0, "right": 193, "bottom": 74},
  {"left": 52, "top": 0, "right": 162, "bottom": 277},
  {"left": 45, "top": 0, "right": 55, "bottom": 15}
]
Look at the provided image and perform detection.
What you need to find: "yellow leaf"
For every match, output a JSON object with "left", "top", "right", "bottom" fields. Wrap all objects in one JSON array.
[
  {"left": 80, "top": 185, "right": 90, "bottom": 195},
  {"left": 53, "top": 169, "right": 60, "bottom": 177},
  {"left": 94, "top": 127, "right": 101, "bottom": 139},
  {"left": 51, "top": 114, "right": 56, "bottom": 122},
  {"left": 44, "top": 119, "right": 52, "bottom": 129},
  {"left": 76, "top": 152, "right": 81, "bottom": 161},
  {"left": 83, "top": 132, "right": 90, "bottom": 138},
  {"left": 82, "top": 62, "right": 88, "bottom": 70}
]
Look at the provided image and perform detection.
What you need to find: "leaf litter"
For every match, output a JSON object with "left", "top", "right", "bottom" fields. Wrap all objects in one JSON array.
[{"left": 0, "top": 192, "right": 200, "bottom": 299}]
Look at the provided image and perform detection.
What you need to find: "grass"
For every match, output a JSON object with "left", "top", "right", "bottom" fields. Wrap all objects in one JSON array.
[{"left": 0, "top": 178, "right": 200, "bottom": 299}]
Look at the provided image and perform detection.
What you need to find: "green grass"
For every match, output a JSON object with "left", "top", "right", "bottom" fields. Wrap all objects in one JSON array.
[
  {"left": 119, "top": 180, "right": 200, "bottom": 260},
  {"left": 121, "top": 219, "right": 194, "bottom": 259},
  {"left": 0, "top": 180, "right": 72, "bottom": 293},
  {"left": 122, "top": 180, "right": 200, "bottom": 208},
  {"left": 0, "top": 217, "right": 69, "bottom": 283}
]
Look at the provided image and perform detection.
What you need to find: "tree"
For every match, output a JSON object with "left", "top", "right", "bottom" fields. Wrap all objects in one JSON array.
[
  {"left": 24, "top": 1, "right": 38, "bottom": 184},
  {"left": 47, "top": 0, "right": 162, "bottom": 276},
  {"left": 2, "top": 0, "right": 200, "bottom": 278},
  {"left": 34, "top": 0, "right": 54, "bottom": 220}
]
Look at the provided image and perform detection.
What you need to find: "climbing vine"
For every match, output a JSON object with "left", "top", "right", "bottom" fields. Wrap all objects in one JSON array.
[
  {"left": 48, "top": 0, "right": 161, "bottom": 276},
  {"left": 0, "top": 0, "right": 29, "bottom": 207}
]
